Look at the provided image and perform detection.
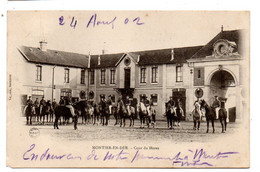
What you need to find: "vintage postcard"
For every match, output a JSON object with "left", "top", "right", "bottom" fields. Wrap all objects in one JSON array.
[{"left": 6, "top": 11, "right": 250, "bottom": 168}]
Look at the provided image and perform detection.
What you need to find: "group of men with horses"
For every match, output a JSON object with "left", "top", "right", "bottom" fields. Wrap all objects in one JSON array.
[
  {"left": 165, "top": 97, "right": 184, "bottom": 129},
  {"left": 24, "top": 93, "right": 228, "bottom": 133},
  {"left": 191, "top": 96, "right": 228, "bottom": 133}
]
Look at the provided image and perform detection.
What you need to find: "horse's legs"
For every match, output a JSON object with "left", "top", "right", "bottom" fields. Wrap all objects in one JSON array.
[
  {"left": 74, "top": 116, "right": 78, "bottom": 130},
  {"left": 193, "top": 120, "right": 196, "bottom": 130},
  {"left": 224, "top": 117, "right": 227, "bottom": 131},
  {"left": 212, "top": 119, "right": 215, "bottom": 133},
  {"left": 220, "top": 118, "right": 224, "bottom": 133},
  {"left": 170, "top": 117, "right": 173, "bottom": 129},
  {"left": 206, "top": 120, "right": 209, "bottom": 133}
]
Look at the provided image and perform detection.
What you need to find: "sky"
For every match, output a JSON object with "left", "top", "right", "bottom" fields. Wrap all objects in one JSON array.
[{"left": 8, "top": 11, "right": 249, "bottom": 55}]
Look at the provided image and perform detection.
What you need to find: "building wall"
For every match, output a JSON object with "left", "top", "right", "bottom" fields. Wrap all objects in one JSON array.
[{"left": 20, "top": 56, "right": 88, "bottom": 103}]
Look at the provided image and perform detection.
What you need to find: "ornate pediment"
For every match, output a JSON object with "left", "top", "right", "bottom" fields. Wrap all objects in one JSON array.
[{"left": 213, "top": 39, "right": 238, "bottom": 57}]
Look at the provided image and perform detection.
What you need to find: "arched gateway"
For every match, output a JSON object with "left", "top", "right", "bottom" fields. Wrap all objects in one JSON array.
[{"left": 208, "top": 69, "right": 237, "bottom": 122}]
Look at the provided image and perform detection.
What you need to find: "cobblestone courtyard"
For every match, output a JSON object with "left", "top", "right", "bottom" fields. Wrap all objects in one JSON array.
[{"left": 24, "top": 117, "right": 241, "bottom": 142}]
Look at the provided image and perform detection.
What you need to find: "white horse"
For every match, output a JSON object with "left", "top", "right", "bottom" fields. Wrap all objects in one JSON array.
[
  {"left": 192, "top": 101, "right": 203, "bottom": 130},
  {"left": 137, "top": 102, "right": 147, "bottom": 128},
  {"left": 146, "top": 105, "right": 156, "bottom": 128}
]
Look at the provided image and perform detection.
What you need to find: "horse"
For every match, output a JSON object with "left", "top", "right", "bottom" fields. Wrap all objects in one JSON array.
[
  {"left": 78, "top": 101, "right": 89, "bottom": 124},
  {"left": 165, "top": 102, "right": 176, "bottom": 129},
  {"left": 24, "top": 104, "right": 35, "bottom": 125},
  {"left": 126, "top": 105, "right": 136, "bottom": 127},
  {"left": 40, "top": 101, "right": 52, "bottom": 125},
  {"left": 200, "top": 99, "right": 216, "bottom": 133},
  {"left": 99, "top": 102, "right": 109, "bottom": 126},
  {"left": 146, "top": 105, "right": 155, "bottom": 128},
  {"left": 137, "top": 102, "right": 148, "bottom": 128},
  {"left": 112, "top": 106, "right": 119, "bottom": 126},
  {"left": 192, "top": 101, "right": 203, "bottom": 130},
  {"left": 175, "top": 104, "right": 184, "bottom": 127},
  {"left": 146, "top": 105, "right": 156, "bottom": 128},
  {"left": 93, "top": 103, "right": 100, "bottom": 125},
  {"left": 117, "top": 100, "right": 128, "bottom": 127},
  {"left": 53, "top": 101, "right": 87, "bottom": 130},
  {"left": 219, "top": 107, "right": 227, "bottom": 133},
  {"left": 87, "top": 104, "right": 94, "bottom": 124}
]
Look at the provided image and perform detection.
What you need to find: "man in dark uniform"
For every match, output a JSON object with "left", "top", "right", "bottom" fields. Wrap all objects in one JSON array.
[
  {"left": 168, "top": 97, "right": 175, "bottom": 107},
  {"left": 27, "top": 96, "right": 33, "bottom": 106},
  {"left": 65, "top": 97, "right": 76, "bottom": 117},
  {"left": 125, "top": 96, "right": 130, "bottom": 105},
  {"left": 52, "top": 99, "right": 57, "bottom": 110},
  {"left": 39, "top": 96, "right": 46, "bottom": 115},
  {"left": 107, "top": 95, "right": 113, "bottom": 115},
  {"left": 34, "top": 98, "right": 40, "bottom": 121},
  {"left": 59, "top": 97, "right": 65, "bottom": 106},
  {"left": 212, "top": 96, "right": 220, "bottom": 119}
]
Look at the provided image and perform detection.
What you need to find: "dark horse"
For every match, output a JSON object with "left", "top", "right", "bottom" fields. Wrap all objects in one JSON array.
[
  {"left": 24, "top": 104, "right": 35, "bottom": 125},
  {"left": 53, "top": 101, "right": 87, "bottom": 130},
  {"left": 200, "top": 99, "right": 216, "bottom": 133},
  {"left": 40, "top": 100, "right": 53, "bottom": 125},
  {"left": 165, "top": 102, "right": 176, "bottom": 129},
  {"left": 219, "top": 107, "right": 227, "bottom": 133}
]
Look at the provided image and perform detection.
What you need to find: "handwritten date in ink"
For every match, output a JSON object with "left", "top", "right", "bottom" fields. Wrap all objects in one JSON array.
[{"left": 59, "top": 14, "right": 145, "bottom": 30}]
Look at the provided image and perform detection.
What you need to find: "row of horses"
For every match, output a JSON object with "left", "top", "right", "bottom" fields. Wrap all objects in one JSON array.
[
  {"left": 24, "top": 99, "right": 228, "bottom": 133},
  {"left": 24, "top": 100, "right": 157, "bottom": 130}
]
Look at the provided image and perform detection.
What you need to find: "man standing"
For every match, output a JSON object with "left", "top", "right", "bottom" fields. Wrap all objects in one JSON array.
[
  {"left": 52, "top": 99, "right": 57, "bottom": 110},
  {"left": 39, "top": 96, "right": 46, "bottom": 115},
  {"left": 212, "top": 96, "right": 220, "bottom": 119}
]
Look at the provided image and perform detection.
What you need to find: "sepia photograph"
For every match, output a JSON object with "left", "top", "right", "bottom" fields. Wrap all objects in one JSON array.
[{"left": 6, "top": 11, "right": 250, "bottom": 168}]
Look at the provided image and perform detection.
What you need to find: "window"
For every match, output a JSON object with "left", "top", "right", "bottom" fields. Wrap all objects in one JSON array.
[
  {"left": 151, "top": 94, "right": 158, "bottom": 105},
  {"left": 89, "top": 70, "right": 95, "bottom": 85},
  {"left": 198, "top": 69, "right": 201, "bottom": 78},
  {"left": 110, "top": 69, "right": 115, "bottom": 84},
  {"left": 140, "top": 67, "right": 146, "bottom": 83},
  {"left": 101, "top": 69, "right": 106, "bottom": 84},
  {"left": 151, "top": 66, "right": 158, "bottom": 83},
  {"left": 80, "top": 69, "right": 86, "bottom": 84},
  {"left": 64, "top": 68, "right": 70, "bottom": 83},
  {"left": 176, "top": 66, "right": 183, "bottom": 82},
  {"left": 36, "top": 65, "right": 42, "bottom": 81}
]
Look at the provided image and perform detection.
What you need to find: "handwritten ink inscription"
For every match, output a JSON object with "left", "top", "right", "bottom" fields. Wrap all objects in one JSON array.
[
  {"left": 23, "top": 144, "right": 239, "bottom": 167},
  {"left": 59, "top": 13, "right": 145, "bottom": 29}
]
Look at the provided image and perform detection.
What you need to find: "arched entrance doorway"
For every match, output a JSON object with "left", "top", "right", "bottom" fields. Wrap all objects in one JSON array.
[{"left": 209, "top": 69, "right": 237, "bottom": 121}]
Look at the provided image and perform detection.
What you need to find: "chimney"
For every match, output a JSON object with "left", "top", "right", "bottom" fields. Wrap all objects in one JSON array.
[
  {"left": 88, "top": 52, "right": 91, "bottom": 68},
  {"left": 39, "top": 40, "right": 47, "bottom": 51},
  {"left": 171, "top": 49, "right": 174, "bottom": 61},
  {"left": 221, "top": 25, "right": 224, "bottom": 32},
  {"left": 98, "top": 55, "right": 101, "bottom": 65},
  {"left": 137, "top": 55, "right": 140, "bottom": 63}
]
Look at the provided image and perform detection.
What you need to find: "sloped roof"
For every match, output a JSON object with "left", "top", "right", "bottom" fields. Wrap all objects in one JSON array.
[
  {"left": 18, "top": 46, "right": 89, "bottom": 68},
  {"left": 133, "top": 46, "right": 203, "bottom": 66},
  {"left": 191, "top": 30, "right": 242, "bottom": 59},
  {"left": 90, "top": 46, "right": 202, "bottom": 68},
  {"left": 90, "top": 53, "right": 125, "bottom": 68}
]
